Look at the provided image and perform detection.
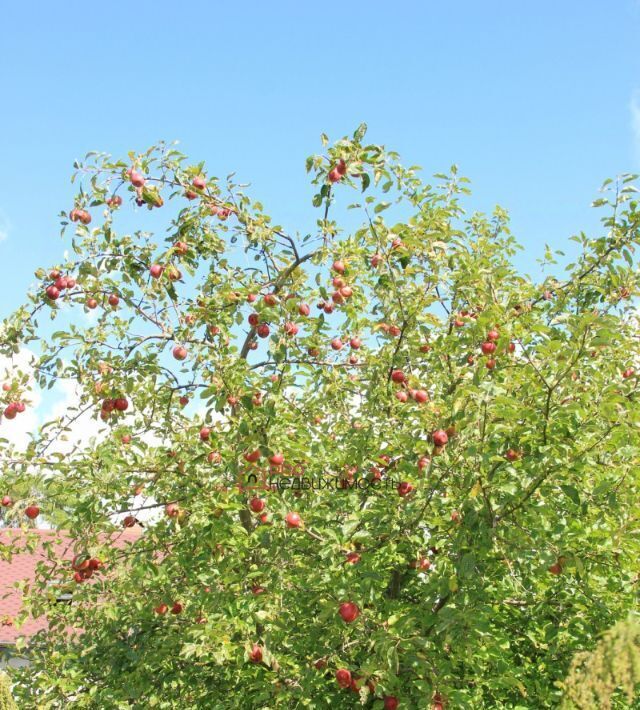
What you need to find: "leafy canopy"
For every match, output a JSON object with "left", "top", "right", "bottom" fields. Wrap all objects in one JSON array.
[{"left": 1, "top": 126, "right": 639, "bottom": 708}]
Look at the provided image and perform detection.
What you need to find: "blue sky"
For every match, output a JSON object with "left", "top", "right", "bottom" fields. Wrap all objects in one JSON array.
[{"left": 1, "top": 0, "right": 639, "bottom": 319}]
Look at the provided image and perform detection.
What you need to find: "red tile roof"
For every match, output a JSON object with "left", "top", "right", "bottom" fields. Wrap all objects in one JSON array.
[{"left": 0, "top": 527, "right": 142, "bottom": 645}]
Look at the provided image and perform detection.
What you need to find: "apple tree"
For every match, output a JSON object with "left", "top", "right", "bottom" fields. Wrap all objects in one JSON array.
[{"left": 1, "top": 126, "right": 639, "bottom": 708}]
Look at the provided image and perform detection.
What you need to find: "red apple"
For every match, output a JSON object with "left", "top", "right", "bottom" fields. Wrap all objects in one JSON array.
[
  {"left": 413, "top": 389, "right": 428, "bottom": 403},
  {"left": 128, "top": 169, "right": 145, "bottom": 187},
  {"left": 298, "top": 303, "right": 310, "bottom": 316},
  {"left": 481, "top": 341, "right": 496, "bottom": 355},
  {"left": 244, "top": 449, "right": 261, "bottom": 463},
  {"left": 432, "top": 430, "right": 448, "bottom": 447},
  {"left": 150, "top": 264, "right": 164, "bottom": 279},
  {"left": 45, "top": 285, "right": 60, "bottom": 300},
  {"left": 171, "top": 602, "right": 183, "bottom": 614},
  {"left": 349, "top": 337, "right": 361, "bottom": 350},
  {"left": 338, "top": 601, "right": 360, "bottom": 623},
  {"left": 107, "top": 195, "right": 123, "bottom": 208},
  {"left": 172, "top": 345, "right": 188, "bottom": 361},
  {"left": 123, "top": 515, "right": 137, "bottom": 528},
  {"left": 397, "top": 481, "right": 413, "bottom": 497},
  {"left": 25, "top": 505, "right": 40, "bottom": 519},
  {"left": 86, "top": 298, "right": 98, "bottom": 309},
  {"left": 269, "top": 453, "right": 284, "bottom": 466},
  {"left": 548, "top": 561, "right": 563, "bottom": 575},
  {"left": 331, "top": 337, "right": 343, "bottom": 351},
  {"left": 336, "top": 669, "right": 352, "bottom": 688},
  {"left": 332, "top": 260, "right": 346, "bottom": 274},
  {"left": 1, "top": 496, "right": 12, "bottom": 507},
  {"left": 165, "top": 503, "right": 179, "bottom": 518},
  {"left": 285, "top": 512, "right": 301, "bottom": 529},
  {"left": 193, "top": 175, "right": 206, "bottom": 190},
  {"left": 108, "top": 294, "right": 120, "bottom": 307},
  {"left": 199, "top": 427, "right": 211, "bottom": 441},
  {"left": 410, "top": 557, "right": 431, "bottom": 571},
  {"left": 249, "top": 644, "right": 263, "bottom": 663},
  {"left": 345, "top": 551, "right": 361, "bottom": 564},
  {"left": 487, "top": 329, "right": 499, "bottom": 341},
  {"left": 249, "top": 498, "right": 265, "bottom": 513},
  {"left": 384, "top": 696, "right": 399, "bottom": 710},
  {"left": 391, "top": 369, "right": 406, "bottom": 383},
  {"left": 114, "top": 397, "right": 129, "bottom": 411},
  {"left": 486, "top": 358, "right": 496, "bottom": 370},
  {"left": 257, "top": 324, "right": 270, "bottom": 338}
]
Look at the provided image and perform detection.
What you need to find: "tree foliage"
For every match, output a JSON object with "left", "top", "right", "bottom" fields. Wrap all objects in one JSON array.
[
  {"left": 562, "top": 614, "right": 640, "bottom": 709},
  {"left": 1, "top": 126, "right": 639, "bottom": 708},
  {"left": 0, "top": 674, "right": 17, "bottom": 710}
]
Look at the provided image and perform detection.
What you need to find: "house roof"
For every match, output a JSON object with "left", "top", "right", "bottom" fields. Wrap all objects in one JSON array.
[{"left": 0, "top": 527, "right": 142, "bottom": 646}]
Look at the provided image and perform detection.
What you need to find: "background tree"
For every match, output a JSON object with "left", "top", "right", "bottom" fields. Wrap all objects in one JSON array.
[
  {"left": 1, "top": 126, "right": 639, "bottom": 708},
  {"left": 0, "top": 673, "right": 17, "bottom": 710},
  {"left": 562, "top": 614, "right": 640, "bottom": 709}
]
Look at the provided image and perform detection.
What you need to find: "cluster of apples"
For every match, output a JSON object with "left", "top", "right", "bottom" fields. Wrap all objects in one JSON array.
[
  {"left": 393, "top": 431, "right": 450, "bottom": 497},
  {"left": 328, "top": 260, "right": 354, "bottom": 305},
  {"left": 453, "top": 308, "right": 480, "bottom": 328},
  {"left": 154, "top": 601, "right": 183, "bottom": 615},
  {"left": 71, "top": 554, "right": 103, "bottom": 583},
  {"left": 44, "top": 270, "right": 77, "bottom": 301},
  {"left": 328, "top": 159, "right": 347, "bottom": 184},
  {"left": 1, "top": 496, "right": 40, "bottom": 520},
  {"left": 69, "top": 207, "right": 91, "bottom": 225},
  {"left": 476, "top": 328, "right": 516, "bottom": 370},
  {"left": 390, "top": 369, "right": 429, "bottom": 404},
  {"left": 184, "top": 175, "right": 207, "bottom": 200},
  {"left": 334, "top": 668, "right": 401, "bottom": 707},
  {"left": 99, "top": 396, "right": 129, "bottom": 421},
  {"left": 3, "top": 396, "right": 26, "bottom": 420}
]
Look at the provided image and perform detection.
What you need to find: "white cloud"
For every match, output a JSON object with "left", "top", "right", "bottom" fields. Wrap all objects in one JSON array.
[
  {"left": 632, "top": 90, "right": 640, "bottom": 166},
  {"left": 0, "top": 210, "right": 9, "bottom": 243}
]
